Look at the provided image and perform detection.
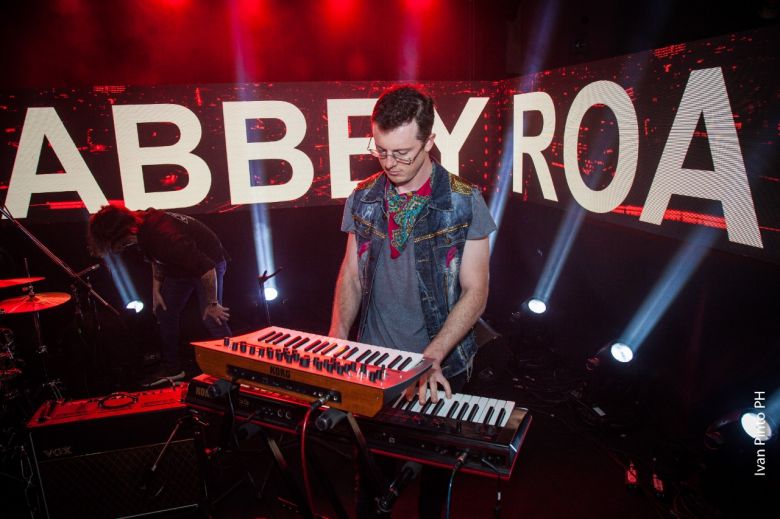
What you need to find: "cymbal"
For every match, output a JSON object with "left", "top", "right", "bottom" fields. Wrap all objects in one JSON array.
[
  {"left": 0, "top": 292, "right": 71, "bottom": 314},
  {"left": 0, "top": 277, "right": 45, "bottom": 289}
]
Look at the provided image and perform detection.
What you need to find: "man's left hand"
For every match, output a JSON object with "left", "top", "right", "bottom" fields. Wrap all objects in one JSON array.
[{"left": 203, "top": 303, "right": 230, "bottom": 325}]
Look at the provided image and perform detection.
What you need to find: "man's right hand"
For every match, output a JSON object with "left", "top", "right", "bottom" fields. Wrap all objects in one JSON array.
[{"left": 152, "top": 288, "right": 167, "bottom": 313}]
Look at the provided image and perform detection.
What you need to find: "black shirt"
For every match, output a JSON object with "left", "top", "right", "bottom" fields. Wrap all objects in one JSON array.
[{"left": 137, "top": 209, "right": 226, "bottom": 278}]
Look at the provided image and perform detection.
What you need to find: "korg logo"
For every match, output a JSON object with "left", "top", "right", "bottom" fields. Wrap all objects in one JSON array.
[
  {"left": 43, "top": 447, "right": 72, "bottom": 458},
  {"left": 270, "top": 366, "right": 291, "bottom": 379}
]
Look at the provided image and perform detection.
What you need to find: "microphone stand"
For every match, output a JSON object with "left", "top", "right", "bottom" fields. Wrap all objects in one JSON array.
[
  {"left": 257, "top": 267, "right": 282, "bottom": 327},
  {"left": 1, "top": 204, "right": 118, "bottom": 398},
  {"left": 0, "top": 204, "right": 118, "bottom": 316}
]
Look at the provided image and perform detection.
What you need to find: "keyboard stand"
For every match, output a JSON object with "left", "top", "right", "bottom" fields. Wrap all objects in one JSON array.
[
  {"left": 311, "top": 407, "right": 389, "bottom": 516},
  {"left": 206, "top": 377, "right": 315, "bottom": 518}
]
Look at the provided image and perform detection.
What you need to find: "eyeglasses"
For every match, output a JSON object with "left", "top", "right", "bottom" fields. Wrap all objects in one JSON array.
[{"left": 367, "top": 137, "right": 426, "bottom": 165}]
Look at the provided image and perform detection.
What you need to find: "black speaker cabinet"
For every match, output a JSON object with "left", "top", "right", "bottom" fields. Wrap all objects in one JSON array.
[{"left": 27, "top": 385, "right": 204, "bottom": 518}]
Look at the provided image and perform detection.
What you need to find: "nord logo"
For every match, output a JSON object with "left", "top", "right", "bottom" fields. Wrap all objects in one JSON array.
[{"left": 270, "top": 366, "right": 291, "bottom": 379}]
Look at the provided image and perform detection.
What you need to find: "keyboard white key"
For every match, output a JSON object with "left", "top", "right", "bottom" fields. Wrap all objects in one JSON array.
[
  {"left": 477, "top": 398, "right": 499, "bottom": 424},
  {"left": 470, "top": 396, "right": 489, "bottom": 423},
  {"left": 396, "top": 392, "right": 517, "bottom": 427},
  {"left": 435, "top": 393, "right": 461, "bottom": 418}
]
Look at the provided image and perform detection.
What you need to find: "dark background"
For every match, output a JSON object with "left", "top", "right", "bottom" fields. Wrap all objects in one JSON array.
[{"left": 0, "top": 1, "right": 778, "bottom": 517}]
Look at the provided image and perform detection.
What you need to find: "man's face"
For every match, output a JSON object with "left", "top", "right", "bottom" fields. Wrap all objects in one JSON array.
[
  {"left": 110, "top": 233, "right": 138, "bottom": 254},
  {"left": 371, "top": 120, "right": 434, "bottom": 193}
]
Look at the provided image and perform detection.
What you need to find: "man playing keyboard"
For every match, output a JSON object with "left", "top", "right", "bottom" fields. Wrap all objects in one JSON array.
[{"left": 329, "top": 85, "right": 496, "bottom": 518}]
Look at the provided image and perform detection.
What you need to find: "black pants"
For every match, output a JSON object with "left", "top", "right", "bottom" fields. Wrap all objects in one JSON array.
[{"left": 356, "top": 371, "right": 467, "bottom": 518}]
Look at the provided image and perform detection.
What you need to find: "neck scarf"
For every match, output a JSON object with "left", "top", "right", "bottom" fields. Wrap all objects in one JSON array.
[{"left": 385, "top": 177, "right": 432, "bottom": 259}]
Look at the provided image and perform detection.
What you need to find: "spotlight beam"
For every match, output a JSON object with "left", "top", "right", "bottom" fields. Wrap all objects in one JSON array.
[
  {"left": 618, "top": 227, "right": 718, "bottom": 353},
  {"left": 488, "top": 0, "right": 559, "bottom": 251},
  {"left": 230, "top": 2, "right": 279, "bottom": 306},
  {"left": 534, "top": 202, "right": 586, "bottom": 304}
]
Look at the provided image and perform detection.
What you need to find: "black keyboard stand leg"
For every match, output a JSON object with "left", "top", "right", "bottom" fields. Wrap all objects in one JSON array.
[
  {"left": 318, "top": 409, "right": 387, "bottom": 515},
  {"left": 307, "top": 450, "right": 350, "bottom": 519},
  {"left": 205, "top": 378, "right": 314, "bottom": 517},
  {"left": 188, "top": 410, "right": 214, "bottom": 518}
]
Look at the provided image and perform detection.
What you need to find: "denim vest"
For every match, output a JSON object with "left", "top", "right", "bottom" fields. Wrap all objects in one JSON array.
[{"left": 350, "top": 162, "right": 478, "bottom": 378}]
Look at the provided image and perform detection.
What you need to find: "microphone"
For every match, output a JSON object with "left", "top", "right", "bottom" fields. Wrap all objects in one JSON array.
[
  {"left": 76, "top": 263, "right": 101, "bottom": 277},
  {"left": 376, "top": 461, "right": 422, "bottom": 513}
]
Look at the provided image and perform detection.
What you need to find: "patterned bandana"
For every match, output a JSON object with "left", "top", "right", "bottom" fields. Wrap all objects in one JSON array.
[{"left": 386, "top": 177, "right": 432, "bottom": 259}]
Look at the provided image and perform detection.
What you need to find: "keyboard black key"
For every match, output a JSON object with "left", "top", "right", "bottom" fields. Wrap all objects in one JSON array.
[
  {"left": 332, "top": 345, "right": 350, "bottom": 358},
  {"left": 495, "top": 407, "right": 506, "bottom": 427},
  {"left": 321, "top": 343, "right": 339, "bottom": 355},
  {"left": 258, "top": 330, "right": 277, "bottom": 342},
  {"left": 343, "top": 347, "right": 360, "bottom": 360},
  {"left": 313, "top": 342, "right": 330, "bottom": 353},
  {"left": 387, "top": 355, "right": 403, "bottom": 369},
  {"left": 304, "top": 340, "right": 322, "bottom": 352},
  {"left": 456, "top": 403, "right": 470, "bottom": 421},
  {"left": 273, "top": 333, "right": 291, "bottom": 344},
  {"left": 355, "top": 349, "right": 372, "bottom": 363}
]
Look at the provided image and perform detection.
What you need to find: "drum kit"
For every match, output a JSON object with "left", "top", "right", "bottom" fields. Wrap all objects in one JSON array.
[{"left": 0, "top": 276, "right": 72, "bottom": 413}]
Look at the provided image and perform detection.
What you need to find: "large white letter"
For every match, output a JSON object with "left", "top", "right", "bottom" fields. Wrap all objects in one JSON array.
[
  {"left": 327, "top": 98, "right": 376, "bottom": 199},
  {"left": 433, "top": 97, "right": 490, "bottom": 175},
  {"left": 5, "top": 107, "right": 108, "bottom": 217},
  {"left": 224, "top": 101, "right": 313, "bottom": 204},
  {"left": 513, "top": 91, "right": 557, "bottom": 200},
  {"left": 564, "top": 80, "right": 638, "bottom": 213},
  {"left": 640, "top": 67, "right": 762, "bottom": 248},
  {"left": 113, "top": 104, "right": 211, "bottom": 210}
]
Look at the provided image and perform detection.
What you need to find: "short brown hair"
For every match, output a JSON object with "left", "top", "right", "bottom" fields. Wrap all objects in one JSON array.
[{"left": 372, "top": 85, "right": 435, "bottom": 141}]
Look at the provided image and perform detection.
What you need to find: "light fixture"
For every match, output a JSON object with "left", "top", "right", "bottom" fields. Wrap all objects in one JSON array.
[
  {"left": 740, "top": 411, "right": 774, "bottom": 442},
  {"left": 525, "top": 297, "right": 547, "bottom": 315},
  {"left": 264, "top": 286, "right": 278, "bottom": 301},
  {"left": 609, "top": 342, "right": 634, "bottom": 363},
  {"left": 125, "top": 300, "right": 144, "bottom": 313}
]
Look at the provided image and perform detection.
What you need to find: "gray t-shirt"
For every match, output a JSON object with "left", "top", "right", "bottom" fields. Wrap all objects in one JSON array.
[{"left": 341, "top": 186, "right": 496, "bottom": 353}]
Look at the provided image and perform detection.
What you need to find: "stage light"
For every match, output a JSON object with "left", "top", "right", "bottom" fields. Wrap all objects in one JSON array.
[
  {"left": 126, "top": 300, "right": 144, "bottom": 313},
  {"left": 740, "top": 412, "right": 774, "bottom": 442},
  {"left": 609, "top": 342, "right": 634, "bottom": 363},
  {"left": 586, "top": 341, "right": 635, "bottom": 370},
  {"left": 104, "top": 253, "right": 142, "bottom": 313},
  {"left": 525, "top": 298, "right": 547, "bottom": 315},
  {"left": 252, "top": 204, "right": 279, "bottom": 303},
  {"left": 263, "top": 286, "right": 278, "bottom": 302}
]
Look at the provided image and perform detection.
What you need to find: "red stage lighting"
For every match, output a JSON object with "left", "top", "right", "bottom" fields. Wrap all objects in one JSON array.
[
  {"left": 323, "top": 0, "right": 359, "bottom": 31},
  {"left": 404, "top": 0, "right": 435, "bottom": 13},
  {"left": 158, "top": 0, "right": 189, "bottom": 9}
]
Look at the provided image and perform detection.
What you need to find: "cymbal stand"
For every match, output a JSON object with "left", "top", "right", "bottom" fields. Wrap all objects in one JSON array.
[{"left": 22, "top": 259, "right": 63, "bottom": 402}]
